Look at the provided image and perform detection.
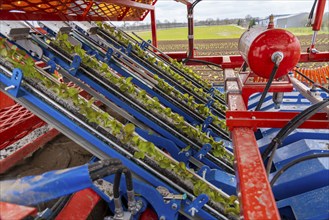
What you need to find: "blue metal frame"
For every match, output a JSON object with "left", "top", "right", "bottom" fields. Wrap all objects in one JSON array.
[
  {"left": 0, "top": 68, "right": 221, "bottom": 220},
  {"left": 38, "top": 43, "right": 224, "bottom": 172}
]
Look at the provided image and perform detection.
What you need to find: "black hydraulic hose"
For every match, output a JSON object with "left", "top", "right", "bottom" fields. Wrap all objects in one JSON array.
[
  {"left": 185, "top": 58, "right": 222, "bottom": 69},
  {"left": 255, "top": 63, "right": 279, "bottom": 111},
  {"left": 262, "top": 98, "right": 329, "bottom": 160},
  {"left": 294, "top": 67, "right": 329, "bottom": 93},
  {"left": 183, "top": 0, "right": 202, "bottom": 64},
  {"left": 263, "top": 99, "right": 329, "bottom": 175},
  {"left": 113, "top": 167, "right": 133, "bottom": 198},
  {"left": 308, "top": 0, "right": 318, "bottom": 25},
  {"left": 47, "top": 195, "right": 72, "bottom": 220},
  {"left": 270, "top": 153, "right": 329, "bottom": 187}
]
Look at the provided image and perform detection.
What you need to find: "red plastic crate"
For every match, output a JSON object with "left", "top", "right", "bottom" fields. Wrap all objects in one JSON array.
[{"left": 0, "top": 0, "right": 156, "bottom": 21}]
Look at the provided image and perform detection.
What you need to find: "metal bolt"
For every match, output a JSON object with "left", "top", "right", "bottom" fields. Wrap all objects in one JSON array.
[
  {"left": 4, "top": 85, "right": 15, "bottom": 91},
  {"left": 171, "top": 203, "right": 178, "bottom": 210},
  {"left": 159, "top": 216, "right": 166, "bottom": 220},
  {"left": 185, "top": 152, "right": 190, "bottom": 157},
  {"left": 252, "top": 116, "right": 256, "bottom": 120},
  {"left": 189, "top": 207, "right": 198, "bottom": 217}
]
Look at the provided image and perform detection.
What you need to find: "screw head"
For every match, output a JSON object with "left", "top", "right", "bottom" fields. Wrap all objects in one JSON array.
[
  {"left": 160, "top": 216, "right": 166, "bottom": 220},
  {"left": 171, "top": 203, "right": 178, "bottom": 210}
]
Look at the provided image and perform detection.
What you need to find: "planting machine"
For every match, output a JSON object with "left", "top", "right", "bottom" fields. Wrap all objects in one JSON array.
[{"left": 0, "top": 0, "right": 328, "bottom": 220}]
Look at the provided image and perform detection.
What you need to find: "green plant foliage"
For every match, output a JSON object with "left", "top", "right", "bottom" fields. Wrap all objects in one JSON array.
[
  {"left": 1, "top": 35, "right": 238, "bottom": 215},
  {"left": 53, "top": 34, "right": 232, "bottom": 163}
]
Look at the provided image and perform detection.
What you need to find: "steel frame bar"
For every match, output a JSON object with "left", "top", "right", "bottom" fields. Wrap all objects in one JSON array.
[
  {"left": 226, "top": 111, "right": 329, "bottom": 130},
  {"left": 162, "top": 52, "right": 329, "bottom": 67},
  {"left": 312, "top": 0, "right": 327, "bottom": 31},
  {"left": 150, "top": 10, "right": 158, "bottom": 48},
  {"left": 55, "top": 189, "right": 101, "bottom": 220},
  {"left": 224, "top": 56, "right": 280, "bottom": 220},
  {"left": 289, "top": 76, "right": 329, "bottom": 114}
]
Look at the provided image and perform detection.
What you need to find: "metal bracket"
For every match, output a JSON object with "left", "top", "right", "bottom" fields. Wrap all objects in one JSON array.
[
  {"left": 205, "top": 99, "right": 214, "bottom": 108},
  {"left": 69, "top": 55, "right": 81, "bottom": 76},
  {"left": 105, "top": 48, "right": 114, "bottom": 63},
  {"left": 208, "top": 87, "right": 215, "bottom": 97},
  {"left": 126, "top": 43, "right": 133, "bottom": 54},
  {"left": 197, "top": 165, "right": 211, "bottom": 179},
  {"left": 194, "top": 143, "right": 211, "bottom": 160},
  {"left": 4, "top": 68, "right": 23, "bottom": 98},
  {"left": 47, "top": 60, "right": 57, "bottom": 74},
  {"left": 205, "top": 128, "right": 215, "bottom": 137},
  {"left": 202, "top": 116, "right": 213, "bottom": 132},
  {"left": 119, "top": 46, "right": 127, "bottom": 57},
  {"left": 140, "top": 40, "right": 151, "bottom": 50},
  {"left": 88, "top": 50, "right": 100, "bottom": 61},
  {"left": 184, "top": 194, "right": 209, "bottom": 217}
]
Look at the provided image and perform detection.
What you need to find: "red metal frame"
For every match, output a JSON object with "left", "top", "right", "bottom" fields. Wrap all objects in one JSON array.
[
  {"left": 150, "top": 10, "right": 158, "bottom": 48},
  {"left": 239, "top": 72, "right": 294, "bottom": 106},
  {"left": 227, "top": 111, "right": 329, "bottom": 131},
  {"left": 313, "top": 0, "right": 326, "bottom": 31},
  {"left": 163, "top": 52, "right": 329, "bottom": 67},
  {"left": 224, "top": 57, "right": 281, "bottom": 220},
  {"left": 0, "top": 202, "right": 37, "bottom": 219},
  {"left": 55, "top": 189, "right": 101, "bottom": 220}
]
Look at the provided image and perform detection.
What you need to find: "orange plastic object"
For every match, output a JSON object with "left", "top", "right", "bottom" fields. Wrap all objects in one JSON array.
[
  {"left": 0, "top": 202, "right": 37, "bottom": 220},
  {"left": 294, "top": 66, "right": 329, "bottom": 86},
  {"left": 0, "top": 0, "right": 157, "bottom": 21}
]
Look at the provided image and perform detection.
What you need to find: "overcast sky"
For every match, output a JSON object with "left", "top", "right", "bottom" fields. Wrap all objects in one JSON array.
[{"left": 145, "top": 0, "right": 328, "bottom": 22}]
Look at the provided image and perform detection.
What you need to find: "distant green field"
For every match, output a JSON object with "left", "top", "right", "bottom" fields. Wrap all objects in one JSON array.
[
  {"left": 132, "top": 25, "right": 246, "bottom": 41},
  {"left": 131, "top": 25, "right": 329, "bottom": 41}
]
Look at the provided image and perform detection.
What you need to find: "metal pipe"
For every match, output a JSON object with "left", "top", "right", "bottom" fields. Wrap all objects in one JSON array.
[
  {"left": 150, "top": 10, "right": 158, "bottom": 49},
  {"left": 187, "top": 4, "right": 195, "bottom": 58},
  {"left": 289, "top": 75, "right": 329, "bottom": 114},
  {"left": 312, "top": 0, "right": 326, "bottom": 31}
]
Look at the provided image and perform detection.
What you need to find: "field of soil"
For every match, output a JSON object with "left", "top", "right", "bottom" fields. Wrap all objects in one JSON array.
[{"left": 158, "top": 34, "right": 329, "bottom": 56}]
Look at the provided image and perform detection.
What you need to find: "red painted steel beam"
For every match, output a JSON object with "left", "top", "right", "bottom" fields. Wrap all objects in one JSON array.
[
  {"left": 0, "top": 202, "right": 37, "bottom": 219},
  {"left": 226, "top": 111, "right": 329, "bottom": 130},
  {"left": 299, "top": 52, "right": 329, "bottom": 63},
  {"left": 95, "top": 0, "right": 154, "bottom": 10},
  {"left": 0, "top": 128, "right": 59, "bottom": 174},
  {"left": 55, "top": 189, "right": 101, "bottom": 220},
  {"left": 225, "top": 56, "right": 280, "bottom": 220},
  {"left": 187, "top": 4, "right": 195, "bottom": 58},
  {"left": 150, "top": 10, "right": 158, "bottom": 48},
  {"left": 162, "top": 52, "right": 328, "bottom": 66},
  {"left": 313, "top": 0, "right": 327, "bottom": 31}
]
